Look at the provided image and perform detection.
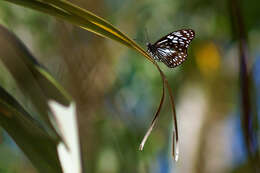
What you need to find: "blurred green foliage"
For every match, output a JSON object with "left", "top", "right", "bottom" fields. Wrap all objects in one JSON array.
[{"left": 0, "top": 0, "right": 259, "bottom": 173}]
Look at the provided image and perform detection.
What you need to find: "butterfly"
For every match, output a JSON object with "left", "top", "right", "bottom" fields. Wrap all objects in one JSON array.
[{"left": 147, "top": 29, "right": 195, "bottom": 68}]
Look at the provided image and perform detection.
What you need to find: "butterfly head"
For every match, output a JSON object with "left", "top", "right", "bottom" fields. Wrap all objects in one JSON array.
[
  {"left": 146, "top": 43, "right": 156, "bottom": 53},
  {"left": 146, "top": 43, "right": 152, "bottom": 50}
]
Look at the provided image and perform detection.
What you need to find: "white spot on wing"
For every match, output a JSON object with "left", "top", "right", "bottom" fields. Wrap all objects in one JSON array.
[
  {"left": 157, "top": 48, "right": 176, "bottom": 57},
  {"left": 157, "top": 39, "right": 168, "bottom": 44},
  {"left": 167, "top": 35, "right": 174, "bottom": 39},
  {"left": 174, "top": 32, "right": 182, "bottom": 37}
]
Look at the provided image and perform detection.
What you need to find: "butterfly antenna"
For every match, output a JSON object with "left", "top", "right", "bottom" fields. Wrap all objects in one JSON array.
[{"left": 145, "top": 27, "right": 150, "bottom": 44}]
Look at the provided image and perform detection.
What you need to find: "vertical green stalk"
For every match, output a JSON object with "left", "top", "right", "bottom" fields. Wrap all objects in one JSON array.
[{"left": 229, "top": 0, "right": 259, "bottom": 171}]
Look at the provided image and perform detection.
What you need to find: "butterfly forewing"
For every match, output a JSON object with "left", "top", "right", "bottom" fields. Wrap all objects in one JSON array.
[
  {"left": 147, "top": 29, "right": 195, "bottom": 68},
  {"left": 155, "top": 29, "right": 195, "bottom": 47}
]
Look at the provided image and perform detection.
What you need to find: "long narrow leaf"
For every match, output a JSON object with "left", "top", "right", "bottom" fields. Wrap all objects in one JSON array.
[
  {"left": 165, "top": 79, "right": 179, "bottom": 161},
  {"left": 139, "top": 78, "right": 165, "bottom": 151},
  {"left": 2, "top": 0, "right": 153, "bottom": 62}
]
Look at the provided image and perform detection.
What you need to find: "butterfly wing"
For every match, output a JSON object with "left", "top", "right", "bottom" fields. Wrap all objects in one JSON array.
[
  {"left": 154, "top": 29, "right": 195, "bottom": 68},
  {"left": 156, "top": 47, "right": 187, "bottom": 68}
]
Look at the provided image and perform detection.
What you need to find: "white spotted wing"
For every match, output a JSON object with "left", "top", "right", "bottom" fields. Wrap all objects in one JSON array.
[{"left": 147, "top": 29, "right": 195, "bottom": 68}]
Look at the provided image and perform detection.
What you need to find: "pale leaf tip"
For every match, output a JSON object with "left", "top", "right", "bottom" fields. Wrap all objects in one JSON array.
[
  {"left": 174, "top": 150, "right": 179, "bottom": 162},
  {"left": 139, "top": 143, "right": 144, "bottom": 151},
  {"left": 174, "top": 141, "right": 179, "bottom": 162}
]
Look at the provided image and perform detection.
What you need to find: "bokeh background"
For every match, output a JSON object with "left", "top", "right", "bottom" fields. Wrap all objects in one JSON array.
[{"left": 0, "top": 0, "right": 259, "bottom": 172}]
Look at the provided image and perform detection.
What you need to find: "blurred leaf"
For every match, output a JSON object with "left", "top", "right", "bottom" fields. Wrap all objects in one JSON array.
[
  {"left": 0, "top": 24, "right": 71, "bottom": 137},
  {"left": 0, "top": 86, "right": 62, "bottom": 173}
]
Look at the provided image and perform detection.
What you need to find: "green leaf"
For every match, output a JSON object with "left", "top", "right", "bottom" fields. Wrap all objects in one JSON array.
[
  {"left": 0, "top": 24, "right": 71, "bottom": 138},
  {"left": 0, "top": 86, "right": 62, "bottom": 173},
  {"left": 2, "top": 0, "right": 153, "bottom": 62}
]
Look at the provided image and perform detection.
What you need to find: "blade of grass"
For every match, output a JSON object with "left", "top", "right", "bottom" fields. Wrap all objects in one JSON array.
[
  {"left": 42, "top": 0, "right": 134, "bottom": 44},
  {"left": 2, "top": 0, "right": 154, "bottom": 62},
  {"left": 41, "top": 0, "right": 152, "bottom": 57},
  {"left": 1, "top": 0, "right": 132, "bottom": 51},
  {"left": 139, "top": 78, "right": 165, "bottom": 151},
  {"left": 139, "top": 65, "right": 179, "bottom": 161},
  {"left": 165, "top": 79, "right": 179, "bottom": 161}
]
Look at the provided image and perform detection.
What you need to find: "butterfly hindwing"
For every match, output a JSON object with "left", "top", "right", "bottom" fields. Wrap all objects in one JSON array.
[{"left": 156, "top": 47, "right": 187, "bottom": 68}]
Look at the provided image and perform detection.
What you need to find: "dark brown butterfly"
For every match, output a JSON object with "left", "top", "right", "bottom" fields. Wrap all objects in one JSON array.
[{"left": 147, "top": 29, "right": 195, "bottom": 68}]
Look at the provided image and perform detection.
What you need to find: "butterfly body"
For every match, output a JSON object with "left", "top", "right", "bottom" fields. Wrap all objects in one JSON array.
[{"left": 147, "top": 29, "right": 195, "bottom": 68}]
